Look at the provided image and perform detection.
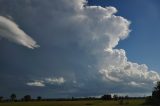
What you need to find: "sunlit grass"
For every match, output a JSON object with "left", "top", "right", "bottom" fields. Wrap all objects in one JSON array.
[{"left": 0, "top": 99, "right": 151, "bottom": 106}]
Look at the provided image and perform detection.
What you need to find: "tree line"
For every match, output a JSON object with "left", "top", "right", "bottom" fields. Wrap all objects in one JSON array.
[
  {"left": 0, "top": 81, "right": 160, "bottom": 106},
  {"left": 0, "top": 94, "right": 40, "bottom": 102},
  {"left": 0, "top": 93, "right": 145, "bottom": 103},
  {"left": 145, "top": 81, "right": 160, "bottom": 106}
]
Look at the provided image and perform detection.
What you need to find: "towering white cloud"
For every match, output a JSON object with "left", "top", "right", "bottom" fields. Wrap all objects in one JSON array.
[
  {"left": 0, "top": 16, "right": 39, "bottom": 49},
  {"left": 20, "top": 0, "right": 159, "bottom": 93},
  {"left": 23, "top": 0, "right": 159, "bottom": 92},
  {"left": 99, "top": 49, "right": 160, "bottom": 87}
]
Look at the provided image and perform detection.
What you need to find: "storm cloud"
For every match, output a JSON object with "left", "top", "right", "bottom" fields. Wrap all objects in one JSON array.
[{"left": 0, "top": 0, "right": 159, "bottom": 98}]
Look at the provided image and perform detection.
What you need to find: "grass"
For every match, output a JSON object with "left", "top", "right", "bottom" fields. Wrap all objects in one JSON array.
[{"left": 0, "top": 99, "right": 150, "bottom": 106}]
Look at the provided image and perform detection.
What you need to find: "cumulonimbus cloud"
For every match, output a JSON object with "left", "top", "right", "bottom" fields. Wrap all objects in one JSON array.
[
  {"left": 0, "top": 0, "right": 159, "bottom": 96},
  {"left": 0, "top": 16, "right": 39, "bottom": 49},
  {"left": 23, "top": 0, "right": 159, "bottom": 93},
  {"left": 23, "top": 0, "right": 160, "bottom": 92}
]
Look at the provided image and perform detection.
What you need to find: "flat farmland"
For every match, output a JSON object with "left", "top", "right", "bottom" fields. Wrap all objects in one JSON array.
[{"left": 0, "top": 99, "right": 150, "bottom": 106}]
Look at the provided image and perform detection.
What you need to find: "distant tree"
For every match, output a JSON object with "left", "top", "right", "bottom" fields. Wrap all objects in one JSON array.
[
  {"left": 71, "top": 97, "right": 74, "bottom": 101},
  {"left": 119, "top": 99, "right": 124, "bottom": 105},
  {"left": 37, "top": 96, "right": 42, "bottom": 101},
  {"left": 10, "top": 94, "right": 16, "bottom": 101},
  {"left": 125, "top": 95, "right": 129, "bottom": 99},
  {"left": 152, "top": 81, "right": 160, "bottom": 105},
  {"left": 24, "top": 95, "right": 31, "bottom": 101},
  {"left": 101, "top": 94, "right": 112, "bottom": 100},
  {"left": 145, "top": 96, "right": 152, "bottom": 105},
  {"left": 0, "top": 96, "right": 3, "bottom": 102},
  {"left": 113, "top": 95, "right": 118, "bottom": 101},
  {"left": 124, "top": 95, "right": 129, "bottom": 105}
]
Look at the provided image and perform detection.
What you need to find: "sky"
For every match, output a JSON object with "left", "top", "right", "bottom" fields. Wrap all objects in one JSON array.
[{"left": 0, "top": 0, "right": 160, "bottom": 98}]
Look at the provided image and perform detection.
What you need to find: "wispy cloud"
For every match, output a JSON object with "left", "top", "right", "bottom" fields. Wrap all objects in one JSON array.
[
  {"left": 0, "top": 16, "right": 39, "bottom": 49},
  {"left": 26, "top": 77, "right": 65, "bottom": 87},
  {"left": 26, "top": 80, "right": 45, "bottom": 87},
  {"left": 45, "top": 77, "right": 65, "bottom": 85}
]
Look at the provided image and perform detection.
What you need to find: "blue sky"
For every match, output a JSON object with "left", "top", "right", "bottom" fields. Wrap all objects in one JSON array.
[
  {"left": 88, "top": 0, "right": 160, "bottom": 71},
  {"left": 0, "top": 0, "right": 160, "bottom": 98}
]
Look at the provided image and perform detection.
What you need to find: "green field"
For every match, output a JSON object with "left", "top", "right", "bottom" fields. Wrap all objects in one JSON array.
[{"left": 0, "top": 99, "right": 150, "bottom": 106}]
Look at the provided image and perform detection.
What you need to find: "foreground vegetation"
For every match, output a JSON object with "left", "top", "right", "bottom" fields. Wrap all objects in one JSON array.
[{"left": 0, "top": 99, "right": 150, "bottom": 106}]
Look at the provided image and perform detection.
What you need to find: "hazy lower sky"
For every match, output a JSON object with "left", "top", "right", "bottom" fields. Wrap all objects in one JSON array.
[{"left": 0, "top": 0, "right": 160, "bottom": 98}]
